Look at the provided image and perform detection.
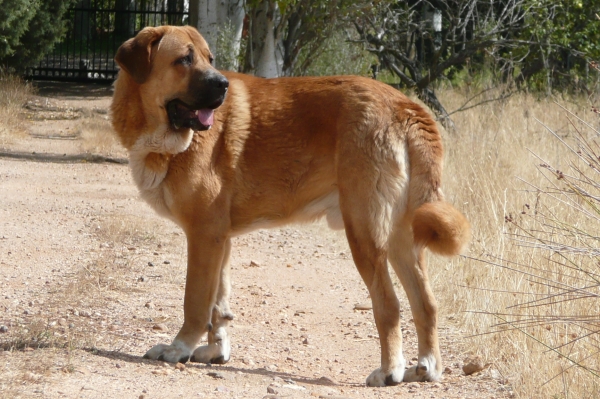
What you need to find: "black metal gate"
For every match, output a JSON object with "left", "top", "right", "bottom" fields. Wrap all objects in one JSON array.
[{"left": 27, "top": 0, "right": 188, "bottom": 82}]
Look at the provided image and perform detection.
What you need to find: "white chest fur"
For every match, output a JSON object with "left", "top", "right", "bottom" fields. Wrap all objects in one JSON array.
[{"left": 128, "top": 125, "right": 193, "bottom": 218}]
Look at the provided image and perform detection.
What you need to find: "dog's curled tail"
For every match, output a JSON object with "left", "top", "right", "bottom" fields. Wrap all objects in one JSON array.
[{"left": 412, "top": 202, "right": 470, "bottom": 256}]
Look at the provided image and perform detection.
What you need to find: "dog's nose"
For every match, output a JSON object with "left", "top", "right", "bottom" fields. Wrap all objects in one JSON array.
[{"left": 207, "top": 74, "right": 229, "bottom": 90}]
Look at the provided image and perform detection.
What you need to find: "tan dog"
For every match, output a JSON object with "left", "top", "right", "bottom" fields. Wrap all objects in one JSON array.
[{"left": 111, "top": 25, "right": 469, "bottom": 386}]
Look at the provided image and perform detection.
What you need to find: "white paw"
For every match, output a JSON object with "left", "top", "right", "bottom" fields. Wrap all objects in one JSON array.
[
  {"left": 366, "top": 366, "right": 405, "bottom": 387},
  {"left": 190, "top": 328, "right": 231, "bottom": 364},
  {"left": 143, "top": 341, "right": 192, "bottom": 363},
  {"left": 403, "top": 355, "right": 441, "bottom": 382}
]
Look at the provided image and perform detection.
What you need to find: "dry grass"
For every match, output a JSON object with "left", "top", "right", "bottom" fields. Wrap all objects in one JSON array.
[
  {"left": 77, "top": 114, "right": 123, "bottom": 155},
  {"left": 429, "top": 88, "right": 600, "bottom": 398},
  {"left": 0, "top": 71, "right": 35, "bottom": 144}
]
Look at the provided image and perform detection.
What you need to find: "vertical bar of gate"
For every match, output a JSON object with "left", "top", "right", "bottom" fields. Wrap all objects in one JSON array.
[
  {"left": 101, "top": 0, "right": 106, "bottom": 78},
  {"left": 78, "top": 1, "right": 88, "bottom": 79},
  {"left": 91, "top": 1, "right": 97, "bottom": 80},
  {"left": 85, "top": 2, "right": 91, "bottom": 80},
  {"left": 160, "top": 0, "right": 165, "bottom": 26},
  {"left": 101, "top": 0, "right": 107, "bottom": 77},
  {"left": 111, "top": 2, "right": 115, "bottom": 80}
]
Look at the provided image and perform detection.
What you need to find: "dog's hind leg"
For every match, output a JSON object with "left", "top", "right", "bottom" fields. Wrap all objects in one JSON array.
[
  {"left": 190, "top": 238, "right": 234, "bottom": 364},
  {"left": 341, "top": 201, "right": 405, "bottom": 386},
  {"left": 337, "top": 149, "right": 407, "bottom": 386},
  {"left": 388, "top": 220, "right": 442, "bottom": 382}
]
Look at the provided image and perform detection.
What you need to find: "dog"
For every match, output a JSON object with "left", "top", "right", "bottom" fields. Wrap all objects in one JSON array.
[{"left": 111, "top": 25, "right": 469, "bottom": 386}]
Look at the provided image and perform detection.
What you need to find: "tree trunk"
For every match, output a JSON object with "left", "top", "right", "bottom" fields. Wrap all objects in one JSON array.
[
  {"left": 415, "top": 86, "right": 456, "bottom": 133},
  {"left": 217, "top": 0, "right": 244, "bottom": 70},
  {"left": 245, "top": 1, "right": 281, "bottom": 78},
  {"left": 189, "top": 0, "right": 218, "bottom": 53},
  {"left": 190, "top": 0, "right": 244, "bottom": 70}
]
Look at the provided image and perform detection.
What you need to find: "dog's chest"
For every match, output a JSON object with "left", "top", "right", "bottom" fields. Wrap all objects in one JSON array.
[{"left": 129, "top": 152, "right": 173, "bottom": 219}]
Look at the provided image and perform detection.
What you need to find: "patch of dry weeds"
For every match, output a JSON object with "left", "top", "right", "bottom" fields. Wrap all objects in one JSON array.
[
  {"left": 430, "top": 90, "right": 600, "bottom": 399},
  {"left": 77, "top": 113, "right": 122, "bottom": 155},
  {"left": 0, "top": 72, "right": 35, "bottom": 144}
]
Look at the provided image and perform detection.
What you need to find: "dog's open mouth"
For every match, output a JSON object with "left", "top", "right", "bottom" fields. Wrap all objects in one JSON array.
[{"left": 166, "top": 99, "right": 216, "bottom": 131}]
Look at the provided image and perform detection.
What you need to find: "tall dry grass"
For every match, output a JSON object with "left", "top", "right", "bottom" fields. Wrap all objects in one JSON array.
[
  {"left": 0, "top": 71, "right": 35, "bottom": 144},
  {"left": 429, "top": 88, "right": 600, "bottom": 399}
]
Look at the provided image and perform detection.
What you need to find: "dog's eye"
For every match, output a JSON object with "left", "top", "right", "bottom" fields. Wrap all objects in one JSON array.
[
  {"left": 177, "top": 53, "right": 193, "bottom": 66},
  {"left": 209, "top": 56, "right": 214, "bottom": 64}
]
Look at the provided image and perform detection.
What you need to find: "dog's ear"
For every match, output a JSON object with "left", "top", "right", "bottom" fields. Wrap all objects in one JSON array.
[{"left": 115, "top": 27, "right": 166, "bottom": 84}]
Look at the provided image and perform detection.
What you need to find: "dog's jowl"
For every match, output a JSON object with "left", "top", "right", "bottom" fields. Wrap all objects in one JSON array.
[{"left": 111, "top": 25, "right": 470, "bottom": 386}]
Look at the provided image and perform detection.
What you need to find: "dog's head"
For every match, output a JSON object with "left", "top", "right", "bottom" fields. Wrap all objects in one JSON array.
[{"left": 113, "top": 26, "right": 228, "bottom": 148}]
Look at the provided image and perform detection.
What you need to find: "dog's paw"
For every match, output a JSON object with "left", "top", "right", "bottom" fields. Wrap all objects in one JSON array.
[
  {"left": 403, "top": 355, "right": 441, "bottom": 382},
  {"left": 143, "top": 342, "right": 192, "bottom": 364},
  {"left": 190, "top": 335, "right": 231, "bottom": 364},
  {"left": 366, "top": 367, "right": 405, "bottom": 387}
]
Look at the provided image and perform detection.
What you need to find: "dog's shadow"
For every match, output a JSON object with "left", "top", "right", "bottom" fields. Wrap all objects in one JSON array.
[{"left": 88, "top": 348, "right": 359, "bottom": 388}]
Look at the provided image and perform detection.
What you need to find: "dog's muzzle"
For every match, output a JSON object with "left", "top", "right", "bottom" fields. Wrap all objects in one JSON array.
[{"left": 167, "top": 73, "right": 229, "bottom": 131}]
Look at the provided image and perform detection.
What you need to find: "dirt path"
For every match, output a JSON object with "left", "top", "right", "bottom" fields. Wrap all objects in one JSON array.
[{"left": 0, "top": 84, "right": 511, "bottom": 398}]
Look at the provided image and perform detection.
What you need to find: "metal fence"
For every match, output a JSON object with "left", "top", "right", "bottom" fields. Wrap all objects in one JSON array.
[{"left": 26, "top": 0, "right": 188, "bottom": 82}]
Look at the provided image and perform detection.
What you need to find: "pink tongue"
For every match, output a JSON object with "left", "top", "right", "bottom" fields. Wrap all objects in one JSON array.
[{"left": 198, "top": 109, "right": 214, "bottom": 126}]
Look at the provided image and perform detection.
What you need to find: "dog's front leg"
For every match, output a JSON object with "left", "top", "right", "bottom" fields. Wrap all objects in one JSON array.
[
  {"left": 143, "top": 230, "right": 228, "bottom": 363},
  {"left": 191, "top": 237, "right": 234, "bottom": 364}
]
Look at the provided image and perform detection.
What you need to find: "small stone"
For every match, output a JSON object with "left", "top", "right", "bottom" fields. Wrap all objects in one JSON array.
[
  {"left": 115, "top": 363, "right": 121, "bottom": 368},
  {"left": 145, "top": 302, "right": 154, "bottom": 309},
  {"left": 138, "top": 276, "right": 147, "bottom": 282},
  {"left": 58, "top": 318, "right": 67, "bottom": 327},
  {"left": 0, "top": 325, "right": 8, "bottom": 333},
  {"left": 267, "top": 386, "right": 277, "bottom": 394},
  {"left": 147, "top": 262, "right": 154, "bottom": 267},
  {"left": 68, "top": 323, "right": 75, "bottom": 329},
  {"left": 139, "top": 395, "right": 145, "bottom": 399},
  {"left": 443, "top": 366, "right": 452, "bottom": 374},
  {"left": 302, "top": 338, "right": 309, "bottom": 345},
  {"left": 318, "top": 376, "right": 337, "bottom": 385},
  {"left": 151, "top": 368, "right": 171, "bottom": 375},
  {"left": 152, "top": 324, "right": 168, "bottom": 331},
  {"left": 215, "top": 385, "right": 228, "bottom": 392},
  {"left": 163, "top": 260, "right": 170, "bottom": 265},
  {"left": 353, "top": 303, "right": 372, "bottom": 311},
  {"left": 463, "top": 355, "right": 486, "bottom": 375},
  {"left": 175, "top": 362, "right": 185, "bottom": 371},
  {"left": 250, "top": 260, "right": 260, "bottom": 267},
  {"left": 79, "top": 310, "right": 91, "bottom": 317}
]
